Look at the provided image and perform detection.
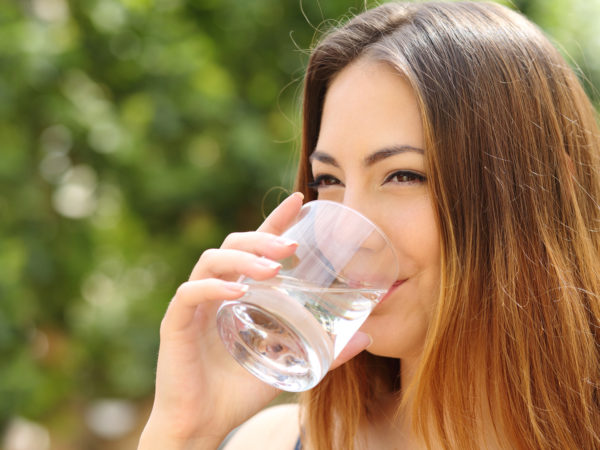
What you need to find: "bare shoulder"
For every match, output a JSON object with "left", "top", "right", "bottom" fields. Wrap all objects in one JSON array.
[{"left": 223, "top": 403, "right": 301, "bottom": 450}]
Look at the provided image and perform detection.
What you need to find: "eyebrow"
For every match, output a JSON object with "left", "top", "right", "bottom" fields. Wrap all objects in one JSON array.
[{"left": 309, "top": 145, "right": 424, "bottom": 168}]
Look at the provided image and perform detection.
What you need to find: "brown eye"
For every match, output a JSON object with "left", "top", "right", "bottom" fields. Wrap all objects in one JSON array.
[
  {"left": 385, "top": 171, "right": 426, "bottom": 184},
  {"left": 307, "top": 175, "right": 343, "bottom": 190}
]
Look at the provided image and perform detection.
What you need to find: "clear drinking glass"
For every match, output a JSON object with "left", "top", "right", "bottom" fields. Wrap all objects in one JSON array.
[{"left": 216, "top": 200, "right": 399, "bottom": 392}]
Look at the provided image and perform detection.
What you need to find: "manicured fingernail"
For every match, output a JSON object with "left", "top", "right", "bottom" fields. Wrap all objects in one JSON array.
[
  {"left": 224, "top": 282, "right": 249, "bottom": 293},
  {"left": 256, "top": 257, "right": 281, "bottom": 270},
  {"left": 275, "top": 237, "right": 298, "bottom": 247},
  {"left": 355, "top": 331, "right": 373, "bottom": 348}
]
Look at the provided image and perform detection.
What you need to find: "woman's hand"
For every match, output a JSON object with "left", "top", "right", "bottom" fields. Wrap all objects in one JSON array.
[{"left": 139, "top": 192, "right": 372, "bottom": 449}]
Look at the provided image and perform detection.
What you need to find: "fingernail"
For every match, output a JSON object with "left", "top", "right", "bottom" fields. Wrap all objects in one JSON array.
[
  {"left": 356, "top": 331, "right": 373, "bottom": 348},
  {"left": 292, "top": 192, "right": 304, "bottom": 201},
  {"left": 224, "top": 282, "right": 249, "bottom": 293},
  {"left": 275, "top": 237, "right": 298, "bottom": 247},
  {"left": 256, "top": 257, "right": 281, "bottom": 270}
]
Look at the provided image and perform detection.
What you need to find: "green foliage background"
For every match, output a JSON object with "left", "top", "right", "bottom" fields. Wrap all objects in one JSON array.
[{"left": 0, "top": 0, "right": 598, "bottom": 447}]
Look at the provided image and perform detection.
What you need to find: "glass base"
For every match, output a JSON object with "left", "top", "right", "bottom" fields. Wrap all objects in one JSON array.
[{"left": 216, "top": 284, "right": 333, "bottom": 392}]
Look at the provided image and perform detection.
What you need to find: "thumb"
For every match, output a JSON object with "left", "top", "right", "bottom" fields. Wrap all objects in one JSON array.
[{"left": 330, "top": 331, "right": 372, "bottom": 370}]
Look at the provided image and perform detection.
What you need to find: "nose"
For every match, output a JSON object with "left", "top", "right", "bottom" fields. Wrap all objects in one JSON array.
[
  {"left": 328, "top": 201, "right": 397, "bottom": 288},
  {"left": 340, "top": 190, "right": 383, "bottom": 243},
  {"left": 326, "top": 190, "right": 388, "bottom": 254},
  {"left": 309, "top": 192, "right": 398, "bottom": 289}
]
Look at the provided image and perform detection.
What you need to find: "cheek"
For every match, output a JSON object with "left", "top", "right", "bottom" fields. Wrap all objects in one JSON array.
[
  {"left": 385, "top": 199, "right": 441, "bottom": 270},
  {"left": 384, "top": 200, "right": 441, "bottom": 320},
  {"left": 361, "top": 201, "right": 441, "bottom": 358}
]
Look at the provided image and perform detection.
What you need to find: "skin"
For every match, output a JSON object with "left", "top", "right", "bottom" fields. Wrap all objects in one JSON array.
[
  {"left": 307, "top": 57, "right": 442, "bottom": 448},
  {"left": 139, "top": 57, "right": 441, "bottom": 450},
  {"left": 312, "top": 57, "right": 441, "bottom": 366},
  {"left": 138, "top": 196, "right": 371, "bottom": 450}
]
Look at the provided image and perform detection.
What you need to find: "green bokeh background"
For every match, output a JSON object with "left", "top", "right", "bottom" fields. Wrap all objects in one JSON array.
[{"left": 0, "top": 0, "right": 598, "bottom": 448}]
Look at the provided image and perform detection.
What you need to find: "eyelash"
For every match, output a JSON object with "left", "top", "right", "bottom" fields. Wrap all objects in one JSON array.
[
  {"left": 307, "top": 175, "right": 341, "bottom": 189},
  {"left": 307, "top": 171, "right": 426, "bottom": 190}
]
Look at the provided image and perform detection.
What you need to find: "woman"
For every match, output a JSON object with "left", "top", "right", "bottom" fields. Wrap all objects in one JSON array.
[{"left": 139, "top": 2, "right": 600, "bottom": 449}]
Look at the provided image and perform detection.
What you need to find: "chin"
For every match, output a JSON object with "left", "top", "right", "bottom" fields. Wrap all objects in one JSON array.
[{"left": 360, "top": 318, "right": 428, "bottom": 361}]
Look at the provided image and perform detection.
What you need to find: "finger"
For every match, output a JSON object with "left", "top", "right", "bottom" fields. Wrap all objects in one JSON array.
[
  {"left": 256, "top": 192, "right": 304, "bottom": 235},
  {"left": 221, "top": 231, "right": 299, "bottom": 260},
  {"left": 189, "top": 249, "right": 283, "bottom": 281},
  {"left": 162, "top": 279, "right": 249, "bottom": 332},
  {"left": 330, "top": 331, "right": 372, "bottom": 370}
]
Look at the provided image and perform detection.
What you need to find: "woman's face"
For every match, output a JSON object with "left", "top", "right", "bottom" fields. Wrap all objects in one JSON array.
[{"left": 311, "top": 58, "right": 441, "bottom": 361}]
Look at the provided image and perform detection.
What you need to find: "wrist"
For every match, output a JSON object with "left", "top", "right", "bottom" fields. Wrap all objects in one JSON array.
[{"left": 138, "top": 419, "right": 224, "bottom": 450}]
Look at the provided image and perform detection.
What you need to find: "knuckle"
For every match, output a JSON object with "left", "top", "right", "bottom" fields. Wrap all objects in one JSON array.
[
  {"left": 171, "top": 283, "right": 187, "bottom": 302},
  {"left": 222, "top": 232, "right": 242, "bottom": 248},
  {"left": 222, "top": 231, "right": 255, "bottom": 249},
  {"left": 173, "top": 282, "right": 190, "bottom": 302},
  {"left": 159, "top": 315, "right": 170, "bottom": 338},
  {"left": 199, "top": 248, "right": 218, "bottom": 261}
]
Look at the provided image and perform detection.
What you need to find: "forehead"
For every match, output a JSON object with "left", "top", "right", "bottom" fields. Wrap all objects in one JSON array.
[{"left": 315, "top": 58, "right": 424, "bottom": 161}]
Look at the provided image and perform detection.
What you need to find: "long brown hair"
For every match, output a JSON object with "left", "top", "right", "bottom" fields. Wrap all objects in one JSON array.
[{"left": 295, "top": 2, "right": 600, "bottom": 449}]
